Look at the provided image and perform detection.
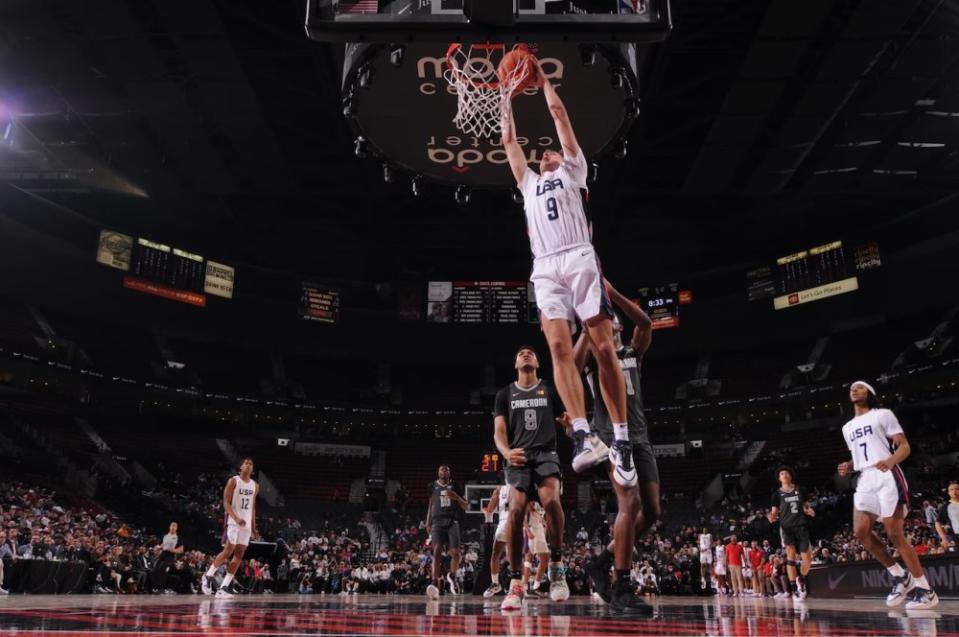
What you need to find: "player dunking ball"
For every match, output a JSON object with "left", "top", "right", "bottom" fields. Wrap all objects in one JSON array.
[
  {"left": 425, "top": 465, "right": 467, "bottom": 599},
  {"left": 493, "top": 345, "right": 570, "bottom": 610},
  {"left": 837, "top": 381, "right": 939, "bottom": 609},
  {"left": 569, "top": 279, "right": 656, "bottom": 613},
  {"left": 767, "top": 466, "right": 815, "bottom": 601},
  {"left": 202, "top": 457, "right": 258, "bottom": 597},
  {"left": 501, "top": 57, "right": 635, "bottom": 487}
]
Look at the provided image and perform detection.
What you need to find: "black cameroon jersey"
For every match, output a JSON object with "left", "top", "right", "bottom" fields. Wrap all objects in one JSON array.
[
  {"left": 585, "top": 345, "right": 647, "bottom": 432},
  {"left": 428, "top": 480, "right": 460, "bottom": 523},
  {"left": 494, "top": 380, "right": 563, "bottom": 452},
  {"left": 771, "top": 485, "right": 809, "bottom": 529}
]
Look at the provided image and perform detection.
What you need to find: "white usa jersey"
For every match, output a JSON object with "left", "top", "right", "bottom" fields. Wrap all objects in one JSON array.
[
  {"left": 230, "top": 475, "right": 257, "bottom": 527},
  {"left": 497, "top": 484, "right": 511, "bottom": 517},
  {"left": 842, "top": 408, "right": 905, "bottom": 471},
  {"left": 529, "top": 501, "right": 546, "bottom": 533},
  {"left": 699, "top": 533, "right": 712, "bottom": 552},
  {"left": 519, "top": 149, "right": 591, "bottom": 259}
]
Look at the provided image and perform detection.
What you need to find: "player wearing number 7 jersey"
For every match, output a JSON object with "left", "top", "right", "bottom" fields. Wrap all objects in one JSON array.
[
  {"left": 501, "top": 57, "right": 633, "bottom": 489},
  {"left": 201, "top": 457, "right": 259, "bottom": 597},
  {"left": 838, "top": 381, "right": 938, "bottom": 610}
]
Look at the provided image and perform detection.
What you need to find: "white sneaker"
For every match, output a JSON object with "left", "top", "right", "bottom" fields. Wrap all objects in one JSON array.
[
  {"left": 0, "top": 587, "right": 8, "bottom": 595},
  {"left": 572, "top": 432, "right": 609, "bottom": 473},
  {"left": 214, "top": 588, "right": 234, "bottom": 598},
  {"left": 609, "top": 440, "right": 638, "bottom": 487},
  {"left": 446, "top": 574, "right": 459, "bottom": 595},
  {"left": 548, "top": 565, "right": 570, "bottom": 602},
  {"left": 905, "top": 587, "right": 939, "bottom": 611},
  {"left": 887, "top": 573, "right": 914, "bottom": 607},
  {"left": 501, "top": 580, "right": 525, "bottom": 611},
  {"left": 483, "top": 582, "right": 503, "bottom": 598},
  {"left": 426, "top": 584, "right": 440, "bottom": 600}
]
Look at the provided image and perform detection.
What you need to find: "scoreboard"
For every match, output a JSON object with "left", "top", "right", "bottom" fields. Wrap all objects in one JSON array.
[
  {"left": 427, "top": 281, "right": 537, "bottom": 324},
  {"left": 132, "top": 239, "right": 205, "bottom": 293},
  {"left": 98, "top": 231, "right": 236, "bottom": 308},
  {"left": 300, "top": 282, "right": 341, "bottom": 324},
  {"left": 746, "top": 240, "right": 881, "bottom": 309},
  {"left": 638, "top": 283, "right": 681, "bottom": 329}
]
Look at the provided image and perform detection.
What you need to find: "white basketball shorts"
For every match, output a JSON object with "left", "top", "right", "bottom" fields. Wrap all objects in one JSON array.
[
  {"left": 224, "top": 521, "right": 252, "bottom": 547},
  {"left": 530, "top": 245, "right": 613, "bottom": 323},
  {"left": 494, "top": 520, "right": 509, "bottom": 544},
  {"left": 854, "top": 466, "right": 910, "bottom": 519}
]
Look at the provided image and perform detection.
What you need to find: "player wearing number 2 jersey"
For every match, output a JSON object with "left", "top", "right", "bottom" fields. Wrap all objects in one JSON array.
[
  {"left": 201, "top": 457, "right": 258, "bottom": 598},
  {"left": 767, "top": 467, "right": 814, "bottom": 600},
  {"left": 837, "top": 381, "right": 938, "bottom": 610},
  {"left": 501, "top": 58, "right": 635, "bottom": 491}
]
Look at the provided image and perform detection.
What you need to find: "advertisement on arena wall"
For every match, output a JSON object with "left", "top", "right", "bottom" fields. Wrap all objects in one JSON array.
[
  {"left": 295, "top": 442, "right": 371, "bottom": 458},
  {"left": 204, "top": 260, "right": 235, "bottom": 299},
  {"left": 808, "top": 553, "right": 959, "bottom": 599}
]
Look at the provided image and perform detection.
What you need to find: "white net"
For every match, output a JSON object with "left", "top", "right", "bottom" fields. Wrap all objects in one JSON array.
[{"left": 444, "top": 44, "right": 532, "bottom": 139}]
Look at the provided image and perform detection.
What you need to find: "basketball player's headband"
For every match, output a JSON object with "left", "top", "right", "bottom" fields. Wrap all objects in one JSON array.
[{"left": 851, "top": 380, "right": 876, "bottom": 396}]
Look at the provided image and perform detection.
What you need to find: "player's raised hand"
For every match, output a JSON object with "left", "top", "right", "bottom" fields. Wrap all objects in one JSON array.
[
  {"left": 506, "top": 447, "right": 527, "bottom": 467},
  {"left": 530, "top": 56, "right": 546, "bottom": 88},
  {"left": 837, "top": 461, "right": 852, "bottom": 476}
]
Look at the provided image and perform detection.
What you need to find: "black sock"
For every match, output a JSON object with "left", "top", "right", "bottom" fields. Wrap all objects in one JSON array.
[
  {"left": 509, "top": 570, "right": 523, "bottom": 582},
  {"left": 615, "top": 569, "right": 630, "bottom": 586},
  {"left": 550, "top": 548, "right": 562, "bottom": 563},
  {"left": 597, "top": 549, "right": 614, "bottom": 569}
]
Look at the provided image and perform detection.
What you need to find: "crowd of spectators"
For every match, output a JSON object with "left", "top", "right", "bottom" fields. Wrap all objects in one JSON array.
[{"left": 1, "top": 467, "right": 956, "bottom": 599}]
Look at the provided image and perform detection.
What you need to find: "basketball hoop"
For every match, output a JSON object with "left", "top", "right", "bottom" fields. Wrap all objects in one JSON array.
[{"left": 444, "top": 43, "right": 532, "bottom": 139}]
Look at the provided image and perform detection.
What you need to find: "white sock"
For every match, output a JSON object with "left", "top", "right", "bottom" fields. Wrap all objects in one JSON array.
[
  {"left": 572, "top": 418, "right": 590, "bottom": 435},
  {"left": 532, "top": 579, "right": 541, "bottom": 588},
  {"left": 221, "top": 573, "right": 234, "bottom": 589},
  {"left": 205, "top": 565, "right": 217, "bottom": 578},
  {"left": 887, "top": 563, "right": 906, "bottom": 578},
  {"left": 913, "top": 575, "right": 929, "bottom": 589},
  {"left": 613, "top": 422, "right": 628, "bottom": 441}
]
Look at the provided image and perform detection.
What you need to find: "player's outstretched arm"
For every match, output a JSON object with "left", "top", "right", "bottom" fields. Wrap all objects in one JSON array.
[
  {"left": 501, "top": 106, "right": 528, "bottom": 185},
  {"left": 605, "top": 278, "right": 653, "bottom": 354},
  {"left": 536, "top": 59, "right": 580, "bottom": 158}
]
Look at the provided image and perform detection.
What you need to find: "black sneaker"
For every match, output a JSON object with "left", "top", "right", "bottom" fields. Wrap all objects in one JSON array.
[
  {"left": 610, "top": 581, "right": 652, "bottom": 615},
  {"left": 588, "top": 559, "right": 613, "bottom": 604},
  {"left": 905, "top": 587, "right": 939, "bottom": 611}
]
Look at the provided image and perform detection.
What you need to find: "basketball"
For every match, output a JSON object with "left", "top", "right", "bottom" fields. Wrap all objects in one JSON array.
[{"left": 498, "top": 46, "right": 538, "bottom": 93}]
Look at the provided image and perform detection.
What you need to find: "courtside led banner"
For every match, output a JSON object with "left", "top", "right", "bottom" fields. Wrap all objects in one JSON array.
[
  {"left": 123, "top": 276, "right": 207, "bottom": 307},
  {"left": 773, "top": 277, "right": 858, "bottom": 310}
]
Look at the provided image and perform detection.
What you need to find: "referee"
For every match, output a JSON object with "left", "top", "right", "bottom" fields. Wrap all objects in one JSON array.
[{"left": 151, "top": 522, "right": 183, "bottom": 593}]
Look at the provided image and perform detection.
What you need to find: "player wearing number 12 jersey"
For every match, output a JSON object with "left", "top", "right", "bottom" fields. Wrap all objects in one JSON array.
[
  {"left": 501, "top": 58, "right": 634, "bottom": 489},
  {"left": 837, "top": 381, "right": 938, "bottom": 610},
  {"left": 202, "top": 457, "right": 258, "bottom": 597},
  {"left": 494, "top": 345, "right": 569, "bottom": 610}
]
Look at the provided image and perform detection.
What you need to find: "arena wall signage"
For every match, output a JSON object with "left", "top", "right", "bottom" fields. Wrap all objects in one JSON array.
[{"left": 807, "top": 553, "right": 959, "bottom": 599}]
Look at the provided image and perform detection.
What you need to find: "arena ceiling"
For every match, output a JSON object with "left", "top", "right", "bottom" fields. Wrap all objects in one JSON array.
[{"left": 1, "top": 0, "right": 958, "bottom": 284}]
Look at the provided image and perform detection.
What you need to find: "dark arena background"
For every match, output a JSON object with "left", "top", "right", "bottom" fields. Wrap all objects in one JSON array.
[{"left": 1, "top": 0, "right": 959, "bottom": 635}]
